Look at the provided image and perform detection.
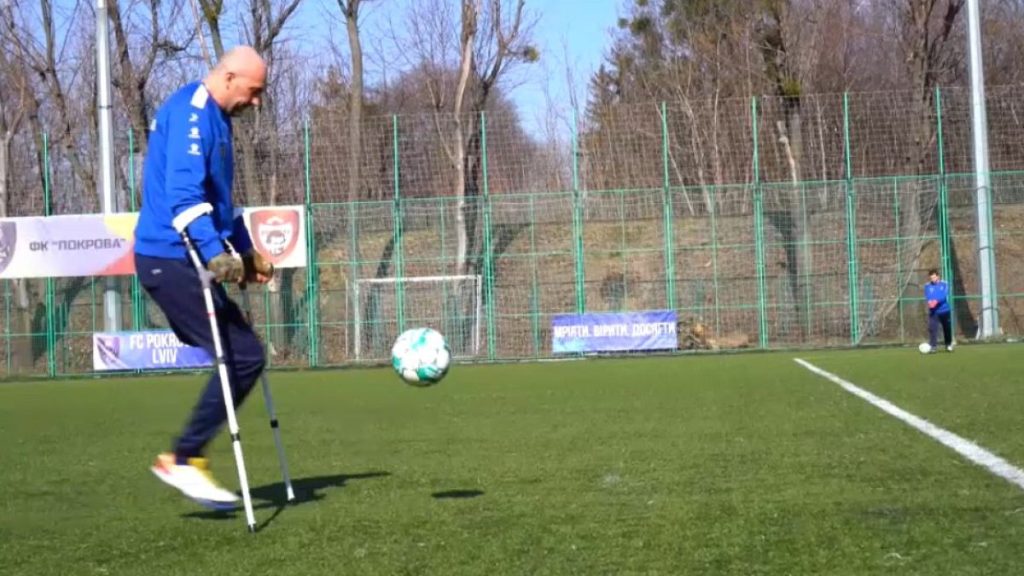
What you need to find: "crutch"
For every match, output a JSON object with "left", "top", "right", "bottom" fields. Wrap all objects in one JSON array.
[
  {"left": 173, "top": 205, "right": 257, "bottom": 532},
  {"left": 223, "top": 238, "right": 296, "bottom": 503},
  {"left": 238, "top": 283, "right": 296, "bottom": 503}
]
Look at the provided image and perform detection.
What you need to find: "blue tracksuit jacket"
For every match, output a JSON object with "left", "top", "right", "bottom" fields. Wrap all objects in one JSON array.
[
  {"left": 134, "top": 82, "right": 252, "bottom": 263},
  {"left": 924, "top": 280, "right": 951, "bottom": 315}
]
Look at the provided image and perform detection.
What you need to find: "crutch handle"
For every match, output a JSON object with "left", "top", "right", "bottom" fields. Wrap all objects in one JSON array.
[{"left": 197, "top": 268, "right": 216, "bottom": 289}]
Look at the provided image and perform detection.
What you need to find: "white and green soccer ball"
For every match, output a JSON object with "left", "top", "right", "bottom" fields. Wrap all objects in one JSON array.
[
  {"left": 391, "top": 327, "right": 451, "bottom": 386},
  {"left": 918, "top": 342, "right": 933, "bottom": 354}
]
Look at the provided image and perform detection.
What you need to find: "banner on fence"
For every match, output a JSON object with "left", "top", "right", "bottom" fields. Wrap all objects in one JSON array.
[
  {"left": 93, "top": 331, "right": 212, "bottom": 371},
  {"left": 551, "top": 310, "right": 678, "bottom": 354},
  {"left": 0, "top": 206, "right": 306, "bottom": 279},
  {"left": 239, "top": 207, "right": 307, "bottom": 269}
]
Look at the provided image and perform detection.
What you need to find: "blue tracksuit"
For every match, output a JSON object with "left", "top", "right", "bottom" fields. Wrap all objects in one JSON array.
[
  {"left": 924, "top": 280, "right": 951, "bottom": 315},
  {"left": 134, "top": 82, "right": 263, "bottom": 463},
  {"left": 135, "top": 81, "right": 252, "bottom": 263},
  {"left": 924, "top": 280, "right": 952, "bottom": 347}
]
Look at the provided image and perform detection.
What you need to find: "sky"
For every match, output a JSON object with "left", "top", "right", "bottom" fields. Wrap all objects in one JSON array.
[
  {"left": 502, "top": 0, "right": 623, "bottom": 135},
  {"left": 291, "top": 0, "right": 623, "bottom": 137},
  {"left": 53, "top": 0, "right": 623, "bottom": 137}
]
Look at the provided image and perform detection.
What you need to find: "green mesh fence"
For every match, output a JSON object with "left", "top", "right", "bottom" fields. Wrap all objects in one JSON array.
[{"left": 4, "top": 88, "right": 1024, "bottom": 377}]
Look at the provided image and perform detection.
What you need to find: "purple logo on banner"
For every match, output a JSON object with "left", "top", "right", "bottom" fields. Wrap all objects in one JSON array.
[
  {"left": 93, "top": 331, "right": 212, "bottom": 371},
  {"left": 0, "top": 221, "right": 16, "bottom": 275},
  {"left": 551, "top": 310, "right": 678, "bottom": 354}
]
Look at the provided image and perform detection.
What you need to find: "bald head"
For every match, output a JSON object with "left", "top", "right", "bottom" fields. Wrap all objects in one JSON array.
[{"left": 204, "top": 46, "right": 267, "bottom": 115}]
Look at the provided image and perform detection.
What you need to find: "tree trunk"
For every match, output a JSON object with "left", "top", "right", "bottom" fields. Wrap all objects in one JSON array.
[
  {"left": 788, "top": 106, "right": 810, "bottom": 341},
  {"left": 344, "top": 0, "right": 364, "bottom": 291},
  {"left": 107, "top": 0, "right": 151, "bottom": 155},
  {"left": 453, "top": 0, "right": 477, "bottom": 277},
  {"left": 340, "top": 0, "right": 368, "bottom": 357},
  {"left": 0, "top": 130, "right": 30, "bottom": 369},
  {"left": 198, "top": 0, "right": 226, "bottom": 59},
  {"left": 758, "top": 0, "right": 811, "bottom": 341},
  {"left": 346, "top": 2, "right": 364, "bottom": 205},
  {"left": 901, "top": 0, "right": 970, "bottom": 337}
]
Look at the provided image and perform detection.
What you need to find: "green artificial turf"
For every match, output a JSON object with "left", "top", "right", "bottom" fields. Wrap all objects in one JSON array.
[{"left": 3, "top": 346, "right": 1024, "bottom": 574}]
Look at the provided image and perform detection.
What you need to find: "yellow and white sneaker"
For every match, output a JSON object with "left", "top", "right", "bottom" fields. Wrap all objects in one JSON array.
[{"left": 150, "top": 452, "right": 240, "bottom": 510}]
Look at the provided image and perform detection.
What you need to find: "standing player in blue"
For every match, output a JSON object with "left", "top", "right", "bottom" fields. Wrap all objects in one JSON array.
[
  {"left": 923, "top": 268, "right": 954, "bottom": 353},
  {"left": 134, "top": 46, "right": 274, "bottom": 509}
]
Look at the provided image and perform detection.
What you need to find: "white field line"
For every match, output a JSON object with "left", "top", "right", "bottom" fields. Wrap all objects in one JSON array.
[{"left": 795, "top": 358, "right": 1024, "bottom": 491}]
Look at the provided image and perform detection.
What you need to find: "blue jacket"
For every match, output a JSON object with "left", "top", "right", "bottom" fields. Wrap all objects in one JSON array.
[
  {"left": 134, "top": 82, "right": 252, "bottom": 263},
  {"left": 924, "top": 280, "right": 951, "bottom": 315}
]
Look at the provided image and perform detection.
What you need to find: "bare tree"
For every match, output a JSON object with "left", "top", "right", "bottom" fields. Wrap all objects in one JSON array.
[
  {"left": 0, "top": 41, "right": 31, "bottom": 312},
  {"left": 337, "top": 0, "right": 370, "bottom": 204},
  {"left": 902, "top": 0, "right": 965, "bottom": 174},
  {"left": 2, "top": 0, "right": 99, "bottom": 211},
  {"left": 0, "top": 18, "right": 30, "bottom": 218},
  {"left": 900, "top": 0, "right": 972, "bottom": 337},
  {"left": 191, "top": 0, "right": 306, "bottom": 357},
  {"left": 0, "top": 1, "right": 105, "bottom": 367},
  {"left": 0, "top": 74, "right": 24, "bottom": 219},
  {"left": 196, "top": 0, "right": 303, "bottom": 206},
  {"left": 196, "top": 0, "right": 226, "bottom": 58},
  {"left": 749, "top": 0, "right": 821, "bottom": 340},
  {"left": 106, "top": 0, "right": 190, "bottom": 154},
  {"left": 438, "top": 0, "right": 534, "bottom": 275},
  {"left": 451, "top": 0, "right": 478, "bottom": 275}
]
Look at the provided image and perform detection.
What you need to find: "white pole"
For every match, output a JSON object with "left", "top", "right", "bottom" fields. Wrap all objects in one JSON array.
[
  {"left": 97, "top": 0, "right": 121, "bottom": 332},
  {"left": 474, "top": 275, "right": 482, "bottom": 355},
  {"left": 967, "top": 0, "right": 999, "bottom": 338},
  {"left": 354, "top": 281, "right": 361, "bottom": 361}
]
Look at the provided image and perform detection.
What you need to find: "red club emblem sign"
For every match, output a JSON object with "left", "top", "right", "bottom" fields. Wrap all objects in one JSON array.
[{"left": 250, "top": 209, "right": 300, "bottom": 265}]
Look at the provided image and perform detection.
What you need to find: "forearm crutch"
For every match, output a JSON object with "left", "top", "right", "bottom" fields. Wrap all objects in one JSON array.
[
  {"left": 173, "top": 204, "right": 257, "bottom": 532},
  {"left": 238, "top": 284, "right": 295, "bottom": 503},
  {"left": 223, "top": 237, "right": 296, "bottom": 503}
]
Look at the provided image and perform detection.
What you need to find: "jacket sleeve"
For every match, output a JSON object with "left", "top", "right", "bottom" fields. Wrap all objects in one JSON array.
[
  {"left": 229, "top": 210, "right": 254, "bottom": 254},
  {"left": 165, "top": 105, "right": 223, "bottom": 263}
]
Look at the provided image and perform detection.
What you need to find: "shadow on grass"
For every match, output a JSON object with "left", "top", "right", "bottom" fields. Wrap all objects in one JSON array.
[
  {"left": 431, "top": 489, "right": 484, "bottom": 500},
  {"left": 182, "top": 471, "right": 390, "bottom": 530}
]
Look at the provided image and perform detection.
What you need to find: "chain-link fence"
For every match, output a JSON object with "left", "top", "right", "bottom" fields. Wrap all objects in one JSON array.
[{"left": 3, "top": 87, "right": 1024, "bottom": 377}]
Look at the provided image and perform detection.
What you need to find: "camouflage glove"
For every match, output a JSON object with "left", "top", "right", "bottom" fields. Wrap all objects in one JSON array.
[
  {"left": 207, "top": 252, "right": 244, "bottom": 284},
  {"left": 242, "top": 249, "right": 274, "bottom": 284}
]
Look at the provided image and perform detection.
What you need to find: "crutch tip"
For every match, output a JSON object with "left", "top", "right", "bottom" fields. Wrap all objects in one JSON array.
[{"left": 247, "top": 523, "right": 257, "bottom": 533}]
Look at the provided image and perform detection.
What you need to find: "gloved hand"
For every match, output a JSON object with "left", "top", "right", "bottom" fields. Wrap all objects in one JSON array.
[
  {"left": 207, "top": 252, "right": 244, "bottom": 284},
  {"left": 242, "top": 249, "right": 274, "bottom": 284}
]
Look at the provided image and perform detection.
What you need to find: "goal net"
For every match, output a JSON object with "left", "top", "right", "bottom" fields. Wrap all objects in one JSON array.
[{"left": 351, "top": 275, "right": 482, "bottom": 362}]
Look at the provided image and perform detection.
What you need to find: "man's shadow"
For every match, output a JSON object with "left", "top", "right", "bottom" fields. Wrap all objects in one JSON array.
[{"left": 183, "top": 471, "right": 390, "bottom": 530}]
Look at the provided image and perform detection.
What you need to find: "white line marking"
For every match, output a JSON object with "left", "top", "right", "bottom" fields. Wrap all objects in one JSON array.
[{"left": 795, "top": 358, "right": 1024, "bottom": 491}]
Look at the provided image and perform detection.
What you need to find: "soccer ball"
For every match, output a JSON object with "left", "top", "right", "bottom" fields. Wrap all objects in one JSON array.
[
  {"left": 391, "top": 328, "right": 451, "bottom": 386},
  {"left": 918, "top": 342, "right": 933, "bottom": 354}
]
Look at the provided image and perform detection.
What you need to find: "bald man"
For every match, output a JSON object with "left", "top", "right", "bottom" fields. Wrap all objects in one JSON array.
[{"left": 134, "top": 46, "right": 274, "bottom": 510}]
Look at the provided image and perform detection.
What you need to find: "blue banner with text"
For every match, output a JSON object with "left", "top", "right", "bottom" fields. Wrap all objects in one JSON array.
[
  {"left": 93, "top": 331, "right": 212, "bottom": 371},
  {"left": 551, "top": 310, "right": 678, "bottom": 354}
]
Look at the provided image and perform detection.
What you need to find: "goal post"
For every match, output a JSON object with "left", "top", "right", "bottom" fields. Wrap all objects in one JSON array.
[{"left": 352, "top": 274, "right": 482, "bottom": 362}]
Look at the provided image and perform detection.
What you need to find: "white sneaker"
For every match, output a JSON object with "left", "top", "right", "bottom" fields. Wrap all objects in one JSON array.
[
  {"left": 946, "top": 344, "right": 955, "bottom": 352},
  {"left": 151, "top": 452, "right": 240, "bottom": 510}
]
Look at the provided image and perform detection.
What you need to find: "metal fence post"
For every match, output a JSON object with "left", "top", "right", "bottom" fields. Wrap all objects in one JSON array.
[
  {"left": 843, "top": 92, "right": 860, "bottom": 344},
  {"left": 303, "top": 117, "right": 319, "bottom": 367},
  {"left": 481, "top": 112, "right": 497, "bottom": 360},
  {"left": 752, "top": 98, "right": 768, "bottom": 349},
  {"left": 660, "top": 102, "right": 676, "bottom": 311}
]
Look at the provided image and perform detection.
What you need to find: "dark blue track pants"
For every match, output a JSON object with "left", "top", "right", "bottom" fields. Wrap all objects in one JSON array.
[
  {"left": 928, "top": 311, "right": 952, "bottom": 348},
  {"left": 135, "top": 254, "right": 265, "bottom": 462}
]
